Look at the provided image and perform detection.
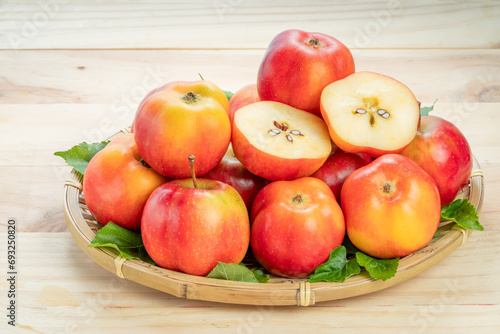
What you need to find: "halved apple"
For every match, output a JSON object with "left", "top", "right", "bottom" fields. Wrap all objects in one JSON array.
[
  {"left": 320, "top": 72, "right": 420, "bottom": 157},
  {"left": 232, "top": 101, "right": 331, "bottom": 181}
]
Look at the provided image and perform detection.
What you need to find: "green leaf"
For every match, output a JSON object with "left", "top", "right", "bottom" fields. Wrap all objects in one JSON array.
[
  {"left": 251, "top": 269, "right": 270, "bottom": 283},
  {"left": 88, "top": 222, "right": 155, "bottom": 265},
  {"left": 223, "top": 90, "right": 234, "bottom": 101},
  {"left": 54, "top": 141, "right": 109, "bottom": 176},
  {"left": 196, "top": 73, "right": 232, "bottom": 101},
  {"left": 420, "top": 98, "right": 438, "bottom": 117},
  {"left": 355, "top": 252, "right": 399, "bottom": 281},
  {"left": 207, "top": 262, "right": 262, "bottom": 283},
  {"left": 307, "top": 246, "right": 361, "bottom": 283},
  {"left": 441, "top": 198, "right": 484, "bottom": 231}
]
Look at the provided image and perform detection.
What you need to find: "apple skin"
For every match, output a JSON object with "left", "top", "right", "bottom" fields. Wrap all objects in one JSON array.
[
  {"left": 341, "top": 154, "right": 441, "bottom": 259},
  {"left": 400, "top": 115, "right": 473, "bottom": 205},
  {"left": 141, "top": 178, "right": 250, "bottom": 276},
  {"left": 251, "top": 177, "right": 345, "bottom": 278},
  {"left": 204, "top": 145, "right": 268, "bottom": 212},
  {"left": 228, "top": 84, "right": 260, "bottom": 124},
  {"left": 133, "top": 80, "right": 231, "bottom": 178},
  {"left": 257, "top": 29, "right": 355, "bottom": 116},
  {"left": 83, "top": 133, "right": 169, "bottom": 231},
  {"left": 310, "top": 147, "right": 372, "bottom": 203}
]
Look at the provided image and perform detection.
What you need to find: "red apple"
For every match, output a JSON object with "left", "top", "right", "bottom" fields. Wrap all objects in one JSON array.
[
  {"left": 341, "top": 154, "right": 441, "bottom": 258},
  {"left": 83, "top": 133, "right": 169, "bottom": 231},
  {"left": 400, "top": 115, "right": 473, "bottom": 205},
  {"left": 232, "top": 101, "right": 332, "bottom": 181},
  {"left": 311, "top": 147, "right": 372, "bottom": 202},
  {"left": 141, "top": 157, "right": 250, "bottom": 276},
  {"left": 251, "top": 177, "right": 345, "bottom": 278},
  {"left": 228, "top": 84, "right": 260, "bottom": 124},
  {"left": 133, "top": 80, "right": 231, "bottom": 178},
  {"left": 257, "top": 29, "right": 355, "bottom": 116},
  {"left": 204, "top": 145, "right": 268, "bottom": 211},
  {"left": 320, "top": 71, "right": 420, "bottom": 157}
]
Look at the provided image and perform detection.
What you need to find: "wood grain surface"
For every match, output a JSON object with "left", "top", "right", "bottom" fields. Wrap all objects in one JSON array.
[{"left": 0, "top": 0, "right": 499, "bottom": 333}]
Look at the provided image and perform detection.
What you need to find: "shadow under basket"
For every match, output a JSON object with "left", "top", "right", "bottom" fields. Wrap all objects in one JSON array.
[{"left": 63, "top": 130, "right": 485, "bottom": 306}]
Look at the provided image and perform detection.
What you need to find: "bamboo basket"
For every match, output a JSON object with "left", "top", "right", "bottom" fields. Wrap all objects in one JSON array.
[{"left": 63, "top": 129, "right": 485, "bottom": 306}]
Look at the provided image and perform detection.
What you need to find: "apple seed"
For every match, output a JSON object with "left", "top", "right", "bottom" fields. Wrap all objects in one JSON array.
[
  {"left": 286, "top": 134, "right": 293, "bottom": 143},
  {"left": 290, "top": 130, "right": 304, "bottom": 136},
  {"left": 355, "top": 108, "right": 367, "bottom": 114},
  {"left": 268, "top": 129, "right": 281, "bottom": 136}
]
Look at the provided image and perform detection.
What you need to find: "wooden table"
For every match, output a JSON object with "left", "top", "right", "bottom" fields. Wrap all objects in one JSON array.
[{"left": 1, "top": 1, "right": 499, "bottom": 333}]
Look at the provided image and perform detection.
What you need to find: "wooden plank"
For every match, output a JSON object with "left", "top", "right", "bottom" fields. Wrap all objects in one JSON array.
[
  {"left": 1, "top": 1, "right": 499, "bottom": 50},
  {"left": 0, "top": 103, "right": 497, "bottom": 167},
  {"left": 2, "top": 232, "right": 498, "bottom": 333},
  {"left": 1, "top": 49, "right": 499, "bottom": 104}
]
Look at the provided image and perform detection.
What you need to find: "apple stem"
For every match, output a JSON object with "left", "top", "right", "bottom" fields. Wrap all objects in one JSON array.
[
  {"left": 292, "top": 194, "right": 303, "bottom": 204},
  {"left": 183, "top": 91, "right": 199, "bottom": 104},
  {"left": 307, "top": 38, "right": 321, "bottom": 48},
  {"left": 188, "top": 155, "right": 198, "bottom": 189}
]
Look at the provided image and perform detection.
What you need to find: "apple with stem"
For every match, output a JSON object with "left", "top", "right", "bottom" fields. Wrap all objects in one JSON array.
[
  {"left": 257, "top": 29, "right": 355, "bottom": 116},
  {"left": 341, "top": 154, "right": 441, "bottom": 258},
  {"left": 141, "top": 155, "right": 250, "bottom": 276},
  {"left": 251, "top": 177, "right": 345, "bottom": 278}
]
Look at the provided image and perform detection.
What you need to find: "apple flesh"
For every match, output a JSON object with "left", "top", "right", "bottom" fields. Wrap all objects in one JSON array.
[
  {"left": 232, "top": 101, "right": 332, "bottom": 181},
  {"left": 258, "top": 29, "right": 355, "bottom": 116},
  {"left": 251, "top": 177, "right": 345, "bottom": 278},
  {"left": 141, "top": 178, "right": 250, "bottom": 276},
  {"left": 320, "top": 72, "right": 420, "bottom": 157},
  {"left": 204, "top": 145, "right": 268, "bottom": 212},
  {"left": 310, "top": 147, "right": 372, "bottom": 203},
  {"left": 400, "top": 115, "right": 473, "bottom": 205},
  {"left": 341, "top": 154, "right": 441, "bottom": 258}
]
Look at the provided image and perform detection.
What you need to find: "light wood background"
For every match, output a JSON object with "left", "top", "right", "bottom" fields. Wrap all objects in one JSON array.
[{"left": 1, "top": 0, "right": 499, "bottom": 333}]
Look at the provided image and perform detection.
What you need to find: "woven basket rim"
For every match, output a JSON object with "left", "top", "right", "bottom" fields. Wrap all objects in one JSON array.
[{"left": 63, "top": 130, "right": 485, "bottom": 306}]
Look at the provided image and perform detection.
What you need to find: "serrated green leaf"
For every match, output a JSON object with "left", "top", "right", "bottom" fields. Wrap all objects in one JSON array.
[
  {"left": 54, "top": 141, "right": 109, "bottom": 176},
  {"left": 207, "top": 262, "right": 260, "bottom": 283},
  {"left": 307, "top": 246, "right": 361, "bottom": 283},
  {"left": 355, "top": 252, "right": 399, "bottom": 281},
  {"left": 420, "top": 99, "right": 438, "bottom": 117},
  {"left": 88, "top": 222, "right": 155, "bottom": 265},
  {"left": 441, "top": 198, "right": 484, "bottom": 231}
]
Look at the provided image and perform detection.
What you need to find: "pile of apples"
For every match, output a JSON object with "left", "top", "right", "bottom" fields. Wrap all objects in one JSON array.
[{"left": 83, "top": 29, "right": 473, "bottom": 279}]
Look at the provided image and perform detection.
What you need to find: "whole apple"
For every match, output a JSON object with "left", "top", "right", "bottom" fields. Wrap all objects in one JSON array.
[
  {"left": 83, "top": 133, "right": 169, "bottom": 231},
  {"left": 141, "top": 176, "right": 250, "bottom": 276},
  {"left": 133, "top": 80, "right": 231, "bottom": 178},
  {"left": 251, "top": 177, "right": 345, "bottom": 278},
  {"left": 311, "top": 147, "right": 372, "bottom": 202},
  {"left": 257, "top": 29, "right": 355, "bottom": 116},
  {"left": 204, "top": 145, "right": 268, "bottom": 211},
  {"left": 400, "top": 115, "right": 473, "bottom": 205},
  {"left": 341, "top": 154, "right": 441, "bottom": 258}
]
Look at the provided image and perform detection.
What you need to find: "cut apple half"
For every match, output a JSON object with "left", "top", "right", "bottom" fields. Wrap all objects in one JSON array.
[
  {"left": 320, "top": 71, "right": 420, "bottom": 157},
  {"left": 232, "top": 101, "right": 332, "bottom": 181}
]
